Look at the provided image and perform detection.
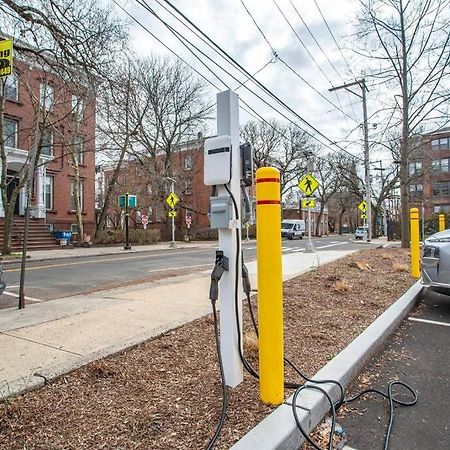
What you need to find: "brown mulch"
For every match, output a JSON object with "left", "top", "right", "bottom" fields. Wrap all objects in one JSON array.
[{"left": 0, "top": 247, "right": 413, "bottom": 450}]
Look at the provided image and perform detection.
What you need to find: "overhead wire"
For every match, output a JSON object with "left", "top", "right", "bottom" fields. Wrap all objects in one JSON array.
[{"left": 135, "top": 0, "right": 363, "bottom": 162}]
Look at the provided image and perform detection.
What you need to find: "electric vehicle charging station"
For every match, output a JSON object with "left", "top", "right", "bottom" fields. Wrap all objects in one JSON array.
[{"left": 205, "top": 90, "right": 243, "bottom": 388}]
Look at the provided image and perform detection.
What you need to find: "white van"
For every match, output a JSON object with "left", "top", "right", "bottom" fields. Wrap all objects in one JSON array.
[{"left": 281, "top": 219, "right": 305, "bottom": 240}]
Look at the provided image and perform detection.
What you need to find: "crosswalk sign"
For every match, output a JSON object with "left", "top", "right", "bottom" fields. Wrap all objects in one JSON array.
[
  {"left": 301, "top": 198, "right": 316, "bottom": 208},
  {"left": 165, "top": 192, "right": 179, "bottom": 208},
  {"left": 298, "top": 173, "right": 319, "bottom": 196},
  {"left": 358, "top": 200, "right": 368, "bottom": 212},
  {"left": 0, "top": 39, "right": 13, "bottom": 78},
  {"left": 168, "top": 210, "right": 177, "bottom": 218}
]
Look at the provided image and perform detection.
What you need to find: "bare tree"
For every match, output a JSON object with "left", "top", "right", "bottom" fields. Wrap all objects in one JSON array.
[{"left": 356, "top": 0, "right": 450, "bottom": 247}]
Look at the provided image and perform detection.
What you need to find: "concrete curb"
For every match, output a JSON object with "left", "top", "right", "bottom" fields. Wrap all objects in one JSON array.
[{"left": 231, "top": 280, "right": 423, "bottom": 450}]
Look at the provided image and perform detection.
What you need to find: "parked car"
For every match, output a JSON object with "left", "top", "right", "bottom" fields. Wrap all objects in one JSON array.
[
  {"left": 281, "top": 219, "right": 305, "bottom": 240},
  {"left": 421, "top": 229, "right": 450, "bottom": 295},
  {"left": 355, "top": 226, "right": 368, "bottom": 240}
]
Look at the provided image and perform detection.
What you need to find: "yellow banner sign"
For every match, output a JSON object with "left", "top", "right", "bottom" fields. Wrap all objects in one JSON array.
[
  {"left": 168, "top": 210, "right": 177, "bottom": 218},
  {"left": 301, "top": 198, "right": 316, "bottom": 208},
  {"left": 0, "top": 39, "right": 13, "bottom": 78}
]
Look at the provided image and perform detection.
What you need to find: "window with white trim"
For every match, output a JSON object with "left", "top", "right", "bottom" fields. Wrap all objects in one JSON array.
[
  {"left": 185, "top": 179, "right": 192, "bottom": 195},
  {"left": 184, "top": 155, "right": 193, "bottom": 170},
  {"left": 408, "top": 160, "right": 422, "bottom": 176},
  {"left": 409, "top": 183, "right": 423, "bottom": 196},
  {"left": 70, "top": 179, "right": 84, "bottom": 211},
  {"left": 71, "top": 94, "right": 84, "bottom": 120},
  {"left": 431, "top": 138, "right": 450, "bottom": 151},
  {"left": 40, "top": 83, "right": 54, "bottom": 110},
  {"left": 4, "top": 75, "right": 18, "bottom": 101},
  {"left": 73, "top": 135, "right": 84, "bottom": 164},
  {"left": 44, "top": 175, "right": 54, "bottom": 210},
  {"left": 3, "top": 117, "right": 18, "bottom": 148},
  {"left": 41, "top": 128, "right": 53, "bottom": 156},
  {"left": 432, "top": 158, "right": 449, "bottom": 172},
  {"left": 433, "top": 181, "right": 450, "bottom": 197}
]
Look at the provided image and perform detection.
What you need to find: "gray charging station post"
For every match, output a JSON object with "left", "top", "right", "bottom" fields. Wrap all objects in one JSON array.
[{"left": 217, "top": 90, "right": 243, "bottom": 388}]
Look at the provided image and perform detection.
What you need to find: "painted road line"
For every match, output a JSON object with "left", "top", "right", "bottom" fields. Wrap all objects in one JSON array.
[
  {"left": 148, "top": 263, "right": 210, "bottom": 273},
  {"left": 408, "top": 317, "right": 450, "bottom": 328},
  {"left": 315, "top": 242, "right": 347, "bottom": 249},
  {"left": 3, "top": 248, "right": 210, "bottom": 273},
  {"left": 2, "top": 291, "right": 43, "bottom": 302}
]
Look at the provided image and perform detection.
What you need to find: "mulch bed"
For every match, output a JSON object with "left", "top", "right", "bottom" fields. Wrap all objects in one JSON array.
[{"left": 0, "top": 247, "right": 413, "bottom": 449}]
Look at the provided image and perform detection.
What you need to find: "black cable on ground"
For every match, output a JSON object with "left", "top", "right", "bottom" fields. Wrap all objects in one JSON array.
[{"left": 206, "top": 298, "right": 227, "bottom": 450}]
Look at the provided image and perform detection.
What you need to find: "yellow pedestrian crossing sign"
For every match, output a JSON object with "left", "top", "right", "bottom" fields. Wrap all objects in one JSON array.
[
  {"left": 301, "top": 198, "right": 316, "bottom": 208},
  {"left": 358, "top": 200, "right": 368, "bottom": 213},
  {"left": 168, "top": 210, "right": 177, "bottom": 218},
  {"left": 165, "top": 192, "right": 179, "bottom": 208},
  {"left": 298, "top": 173, "right": 319, "bottom": 196},
  {"left": 0, "top": 39, "right": 13, "bottom": 78}
]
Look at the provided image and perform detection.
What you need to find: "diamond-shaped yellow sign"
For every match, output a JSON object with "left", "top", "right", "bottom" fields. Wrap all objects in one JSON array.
[
  {"left": 301, "top": 198, "right": 316, "bottom": 208},
  {"left": 298, "top": 173, "right": 319, "bottom": 196},
  {"left": 165, "top": 192, "right": 179, "bottom": 208},
  {"left": 358, "top": 200, "right": 368, "bottom": 212},
  {"left": 168, "top": 210, "right": 177, "bottom": 218}
]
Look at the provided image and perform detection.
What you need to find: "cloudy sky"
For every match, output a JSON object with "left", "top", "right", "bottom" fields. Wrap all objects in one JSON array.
[{"left": 116, "top": 0, "right": 391, "bottom": 164}]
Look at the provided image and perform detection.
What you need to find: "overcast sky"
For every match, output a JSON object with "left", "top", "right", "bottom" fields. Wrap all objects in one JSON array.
[{"left": 116, "top": 0, "right": 391, "bottom": 164}]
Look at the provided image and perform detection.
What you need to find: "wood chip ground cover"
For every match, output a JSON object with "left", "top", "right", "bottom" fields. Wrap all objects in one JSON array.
[{"left": 0, "top": 247, "right": 413, "bottom": 449}]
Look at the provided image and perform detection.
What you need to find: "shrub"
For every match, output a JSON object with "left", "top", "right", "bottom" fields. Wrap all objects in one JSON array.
[{"left": 94, "top": 228, "right": 160, "bottom": 245}]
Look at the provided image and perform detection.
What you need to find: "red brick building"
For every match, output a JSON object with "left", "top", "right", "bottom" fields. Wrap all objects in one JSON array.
[
  {"left": 409, "top": 129, "right": 450, "bottom": 218},
  {"left": 2, "top": 57, "right": 96, "bottom": 235},
  {"left": 98, "top": 134, "right": 211, "bottom": 239}
]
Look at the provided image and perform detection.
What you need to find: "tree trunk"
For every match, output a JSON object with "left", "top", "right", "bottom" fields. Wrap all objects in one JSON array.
[
  {"left": 338, "top": 209, "right": 345, "bottom": 234},
  {"left": 2, "top": 200, "right": 17, "bottom": 255},
  {"left": 315, "top": 205, "right": 325, "bottom": 236}
]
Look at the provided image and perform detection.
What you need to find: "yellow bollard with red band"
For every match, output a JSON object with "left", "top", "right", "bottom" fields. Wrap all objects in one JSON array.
[
  {"left": 439, "top": 213, "right": 445, "bottom": 232},
  {"left": 256, "top": 167, "right": 284, "bottom": 405},
  {"left": 410, "top": 208, "right": 420, "bottom": 279}
]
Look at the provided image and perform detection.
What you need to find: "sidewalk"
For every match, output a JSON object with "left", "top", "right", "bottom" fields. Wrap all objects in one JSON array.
[
  {"left": 0, "top": 240, "right": 221, "bottom": 265},
  {"left": 0, "top": 248, "right": 356, "bottom": 399}
]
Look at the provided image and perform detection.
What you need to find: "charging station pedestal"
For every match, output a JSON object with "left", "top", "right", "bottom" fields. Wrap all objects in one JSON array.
[{"left": 206, "top": 90, "right": 243, "bottom": 388}]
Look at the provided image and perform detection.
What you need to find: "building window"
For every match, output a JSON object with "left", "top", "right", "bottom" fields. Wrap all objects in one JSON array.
[
  {"left": 3, "top": 117, "right": 18, "bottom": 148},
  {"left": 409, "top": 183, "right": 423, "bottom": 196},
  {"left": 433, "top": 181, "right": 450, "bottom": 197},
  {"left": 184, "top": 155, "right": 193, "bottom": 170},
  {"left": 44, "top": 175, "right": 54, "bottom": 210},
  {"left": 431, "top": 138, "right": 450, "bottom": 151},
  {"left": 434, "top": 205, "right": 450, "bottom": 213},
  {"left": 432, "top": 158, "right": 449, "bottom": 172},
  {"left": 408, "top": 160, "right": 422, "bottom": 176},
  {"left": 71, "top": 94, "right": 84, "bottom": 120},
  {"left": 4, "top": 75, "right": 18, "bottom": 101},
  {"left": 73, "top": 135, "right": 84, "bottom": 164},
  {"left": 40, "top": 83, "right": 54, "bottom": 110},
  {"left": 185, "top": 179, "right": 192, "bottom": 195},
  {"left": 70, "top": 179, "right": 84, "bottom": 211},
  {"left": 41, "top": 128, "right": 53, "bottom": 156}
]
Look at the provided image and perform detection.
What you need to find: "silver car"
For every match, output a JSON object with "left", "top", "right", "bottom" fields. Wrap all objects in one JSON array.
[{"left": 421, "top": 229, "right": 450, "bottom": 294}]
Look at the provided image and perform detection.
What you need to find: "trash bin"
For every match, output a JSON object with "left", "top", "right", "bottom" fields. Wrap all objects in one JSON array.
[{"left": 54, "top": 231, "right": 72, "bottom": 245}]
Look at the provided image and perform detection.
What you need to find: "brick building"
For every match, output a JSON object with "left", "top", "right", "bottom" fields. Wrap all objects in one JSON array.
[
  {"left": 1, "top": 57, "right": 96, "bottom": 237},
  {"left": 409, "top": 129, "right": 450, "bottom": 218},
  {"left": 98, "top": 134, "right": 211, "bottom": 239}
]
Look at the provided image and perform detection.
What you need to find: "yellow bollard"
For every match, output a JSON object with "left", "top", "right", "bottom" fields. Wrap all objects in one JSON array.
[
  {"left": 439, "top": 213, "right": 445, "bottom": 232},
  {"left": 256, "top": 167, "right": 284, "bottom": 405},
  {"left": 410, "top": 208, "right": 420, "bottom": 279}
]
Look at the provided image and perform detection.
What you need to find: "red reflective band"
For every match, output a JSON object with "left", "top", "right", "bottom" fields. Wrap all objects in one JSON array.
[
  {"left": 257, "top": 200, "right": 281, "bottom": 205},
  {"left": 256, "top": 177, "right": 280, "bottom": 183}
]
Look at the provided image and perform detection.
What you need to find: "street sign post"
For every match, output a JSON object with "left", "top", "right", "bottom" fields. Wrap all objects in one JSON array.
[
  {"left": 0, "top": 39, "right": 13, "bottom": 78},
  {"left": 165, "top": 191, "right": 179, "bottom": 248},
  {"left": 118, "top": 194, "right": 137, "bottom": 250},
  {"left": 298, "top": 173, "right": 319, "bottom": 196}
]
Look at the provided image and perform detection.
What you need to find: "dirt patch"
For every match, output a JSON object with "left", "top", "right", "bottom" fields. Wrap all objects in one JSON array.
[{"left": 0, "top": 247, "right": 413, "bottom": 449}]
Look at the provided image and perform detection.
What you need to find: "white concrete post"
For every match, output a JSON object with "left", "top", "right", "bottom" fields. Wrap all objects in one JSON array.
[{"left": 217, "top": 90, "right": 243, "bottom": 388}]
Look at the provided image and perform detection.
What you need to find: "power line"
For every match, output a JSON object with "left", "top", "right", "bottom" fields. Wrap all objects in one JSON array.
[
  {"left": 241, "top": 0, "right": 358, "bottom": 123},
  {"left": 150, "top": 0, "right": 364, "bottom": 161}
]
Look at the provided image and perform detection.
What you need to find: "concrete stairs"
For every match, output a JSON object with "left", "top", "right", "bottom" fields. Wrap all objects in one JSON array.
[{"left": 0, "top": 217, "right": 61, "bottom": 252}]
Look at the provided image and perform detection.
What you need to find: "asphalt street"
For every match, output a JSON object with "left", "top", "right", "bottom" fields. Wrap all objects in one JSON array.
[
  {"left": 341, "top": 287, "right": 450, "bottom": 449},
  {"left": 0, "top": 235, "right": 372, "bottom": 309}
]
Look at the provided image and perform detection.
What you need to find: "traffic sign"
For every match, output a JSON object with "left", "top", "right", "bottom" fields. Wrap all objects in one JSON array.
[
  {"left": 301, "top": 198, "right": 316, "bottom": 208},
  {"left": 165, "top": 192, "right": 179, "bottom": 208},
  {"left": 118, "top": 194, "right": 137, "bottom": 208},
  {"left": 168, "top": 210, "right": 177, "bottom": 218},
  {"left": 298, "top": 173, "right": 319, "bottom": 196},
  {"left": 0, "top": 39, "right": 13, "bottom": 78},
  {"left": 361, "top": 213, "right": 367, "bottom": 219},
  {"left": 358, "top": 200, "right": 368, "bottom": 212},
  {"left": 185, "top": 215, "right": 192, "bottom": 225},
  {"left": 141, "top": 214, "right": 149, "bottom": 225}
]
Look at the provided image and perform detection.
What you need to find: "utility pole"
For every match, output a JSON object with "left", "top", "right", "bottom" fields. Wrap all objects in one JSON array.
[
  {"left": 124, "top": 192, "right": 131, "bottom": 250},
  {"left": 329, "top": 79, "right": 372, "bottom": 241}
]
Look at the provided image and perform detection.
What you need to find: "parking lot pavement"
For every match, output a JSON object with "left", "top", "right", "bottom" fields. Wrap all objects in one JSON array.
[{"left": 340, "top": 288, "right": 450, "bottom": 449}]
